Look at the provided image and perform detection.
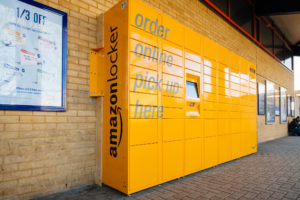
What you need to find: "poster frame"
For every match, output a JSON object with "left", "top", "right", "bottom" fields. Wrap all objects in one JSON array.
[
  {"left": 280, "top": 87, "right": 287, "bottom": 124},
  {"left": 0, "top": 0, "right": 67, "bottom": 111},
  {"left": 265, "top": 80, "right": 276, "bottom": 124},
  {"left": 257, "top": 82, "right": 265, "bottom": 115}
]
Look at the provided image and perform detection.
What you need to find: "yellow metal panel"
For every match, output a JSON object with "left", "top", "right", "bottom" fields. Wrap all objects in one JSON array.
[
  {"left": 204, "top": 75, "right": 217, "bottom": 85},
  {"left": 129, "top": 105, "right": 159, "bottom": 119},
  {"left": 202, "top": 110, "right": 218, "bottom": 119},
  {"left": 129, "top": 52, "right": 157, "bottom": 71},
  {"left": 129, "top": 119, "right": 157, "bottom": 145},
  {"left": 185, "top": 27, "right": 202, "bottom": 54},
  {"left": 185, "top": 119, "right": 203, "bottom": 139},
  {"left": 102, "top": 0, "right": 129, "bottom": 194},
  {"left": 163, "top": 74, "right": 184, "bottom": 87},
  {"left": 89, "top": 49, "right": 104, "bottom": 97},
  {"left": 218, "top": 80, "right": 230, "bottom": 88},
  {"left": 218, "top": 119, "right": 231, "bottom": 135},
  {"left": 185, "top": 59, "right": 202, "bottom": 72},
  {"left": 129, "top": 65, "right": 158, "bottom": 79},
  {"left": 163, "top": 141, "right": 184, "bottom": 181},
  {"left": 162, "top": 96, "right": 184, "bottom": 108},
  {"left": 203, "top": 37, "right": 217, "bottom": 60},
  {"left": 203, "top": 101, "right": 217, "bottom": 111},
  {"left": 218, "top": 45, "right": 229, "bottom": 65},
  {"left": 240, "top": 133, "right": 247, "bottom": 157},
  {"left": 185, "top": 50, "right": 202, "bottom": 63},
  {"left": 130, "top": 92, "right": 157, "bottom": 106},
  {"left": 162, "top": 14, "right": 184, "bottom": 46},
  {"left": 218, "top": 87, "right": 230, "bottom": 96},
  {"left": 204, "top": 119, "right": 218, "bottom": 137},
  {"left": 231, "top": 119, "right": 241, "bottom": 133},
  {"left": 204, "top": 83, "right": 217, "bottom": 94},
  {"left": 204, "top": 136, "right": 218, "bottom": 169},
  {"left": 129, "top": 79, "right": 158, "bottom": 94},
  {"left": 218, "top": 94, "right": 231, "bottom": 104},
  {"left": 163, "top": 64, "right": 184, "bottom": 77},
  {"left": 184, "top": 138, "right": 203, "bottom": 174},
  {"left": 162, "top": 39, "right": 183, "bottom": 56},
  {"left": 218, "top": 63, "right": 230, "bottom": 73},
  {"left": 129, "top": 0, "right": 161, "bottom": 31},
  {"left": 204, "top": 66, "right": 217, "bottom": 77},
  {"left": 162, "top": 51, "right": 183, "bottom": 67},
  {"left": 218, "top": 71, "right": 230, "bottom": 82},
  {"left": 129, "top": 144, "right": 158, "bottom": 193},
  {"left": 230, "top": 53, "right": 240, "bottom": 70},
  {"left": 249, "top": 119, "right": 257, "bottom": 132},
  {"left": 219, "top": 135, "right": 231, "bottom": 163},
  {"left": 162, "top": 85, "right": 184, "bottom": 98},
  {"left": 163, "top": 107, "right": 185, "bottom": 119},
  {"left": 230, "top": 68, "right": 240, "bottom": 78},
  {"left": 246, "top": 132, "right": 257, "bottom": 154},
  {"left": 231, "top": 133, "right": 241, "bottom": 159},
  {"left": 129, "top": 26, "right": 158, "bottom": 46},
  {"left": 203, "top": 92, "right": 217, "bottom": 102},
  {"left": 163, "top": 119, "right": 184, "bottom": 141},
  {"left": 249, "top": 82, "right": 256, "bottom": 89},
  {"left": 218, "top": 111, "right": 232, "bottom": 119},
  {"left": 204, "top": 58, "right": 217, "bottom": 69}
]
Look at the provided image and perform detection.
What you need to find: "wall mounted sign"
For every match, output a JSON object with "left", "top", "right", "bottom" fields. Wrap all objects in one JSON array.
[
  {"left": 291, "top": 96, "right": 295, "bottom": 117},
  {"left": 257, "top": 82, "right": 265, "bottom": 115},
  {"left": 0, "top": 0, "right": 67, "bottom": 111},
  {"left": 287, "top": 95, "right": 292, "bottom": 117},
  {"left": 275, "top": 89, "right": 279, "bottom": 116},
  {"left": 280, "top": 87, "right": 287, "bottom": 123},
  {"left": 266, "top": 80, "right": 275, "bottom": 124}
]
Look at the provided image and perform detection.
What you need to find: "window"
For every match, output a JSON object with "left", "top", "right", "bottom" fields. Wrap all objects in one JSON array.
[
  {"left": 260, "top": 20, "right": 273, "bottom": 53},
  {"left": 186, "top": 81, "right": 199, "bottom": 98},
  {"left": 285, "top": 47, "right": 292, "bottom": 70},
  {"left": 209, "top": 0, "right": 228, "bottom": 15},
  {"left": 230, "top": 0, "right": 253, "bottom": 36},
  {"left": 256, "top": 18, "right": 260, "bottom": 41},
  {"left": 274, "top": 35, "right": 284, "bottom": 63}
]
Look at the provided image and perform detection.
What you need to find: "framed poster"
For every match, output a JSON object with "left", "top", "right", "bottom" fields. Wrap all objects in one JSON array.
[
  {"left": 266, "top": 80, "right": 275, "bottom": 124},
  {"left": 280, "top": 87, "right": 287, "bottom": 123},
  {"left": 287, "top": 95, "right": 291, "bottom": 117},
  {"left": 0, "top": 0, "right": 67, "bottom": 111},
  {"left": 291, "top": 96, "right": 295, "bottom": 117},
  {"left": 257, "top": 82, "right": 265, "bottom": 115},
  {"left": 275, "top": 89, "right": 279, "bottom": 116}
]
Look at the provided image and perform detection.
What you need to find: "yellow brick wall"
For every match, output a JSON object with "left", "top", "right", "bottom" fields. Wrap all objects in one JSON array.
[
  {"left": 0, "top": 0, "right": 118, "bottom": 199},
  {"left": 0, "top": 0, "right": 294, "bottom": 199}
]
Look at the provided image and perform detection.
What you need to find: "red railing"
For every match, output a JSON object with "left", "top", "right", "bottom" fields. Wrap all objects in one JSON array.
[{"left": 202, "top": 0, "right": 293, "bottom": 70}]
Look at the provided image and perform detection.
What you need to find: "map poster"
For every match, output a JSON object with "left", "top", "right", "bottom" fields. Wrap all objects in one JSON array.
[
  {"left": 257, "top": 82, "right": 265, "bottom": 115},
  {"left": 0, "top": 0, "right": 67, "bottom": 111},
  {"left": 266, "top": 80, "right": 275, "bottom": 124},
  {"left": 280, "top": 87, "right": 287, "bottom": 123}
]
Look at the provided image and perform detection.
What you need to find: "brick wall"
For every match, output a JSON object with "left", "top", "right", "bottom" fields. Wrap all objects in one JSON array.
[
  {"left": 0, "top": 0, "right": 294, "bottom": 199},
  {"left": 0, "top": 0, "right": 118, "bottom": 199}
]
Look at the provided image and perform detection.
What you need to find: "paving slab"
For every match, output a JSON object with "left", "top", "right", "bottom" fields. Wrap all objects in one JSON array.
[{"left": 34, "top": 137, "right": 300, "bottom": 200}]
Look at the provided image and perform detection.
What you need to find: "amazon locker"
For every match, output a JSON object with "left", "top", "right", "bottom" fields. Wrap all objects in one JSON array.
[{"left": 94, "top": 0, "right": 257, "bottom": 195}]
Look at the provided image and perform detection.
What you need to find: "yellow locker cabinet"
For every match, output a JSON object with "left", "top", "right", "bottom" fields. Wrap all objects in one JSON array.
[{"left": 100, "top": 0, "right": 257, "bottom": 194}]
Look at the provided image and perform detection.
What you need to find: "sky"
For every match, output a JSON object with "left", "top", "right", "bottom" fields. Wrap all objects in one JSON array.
[{"left": 294, "top": 57, "right": 300, "bottom": 91}]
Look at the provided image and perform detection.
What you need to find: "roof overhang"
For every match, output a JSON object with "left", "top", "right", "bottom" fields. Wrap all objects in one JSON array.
[{"left": 255, "top": 0, "right": 300, "bottom": 56}]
